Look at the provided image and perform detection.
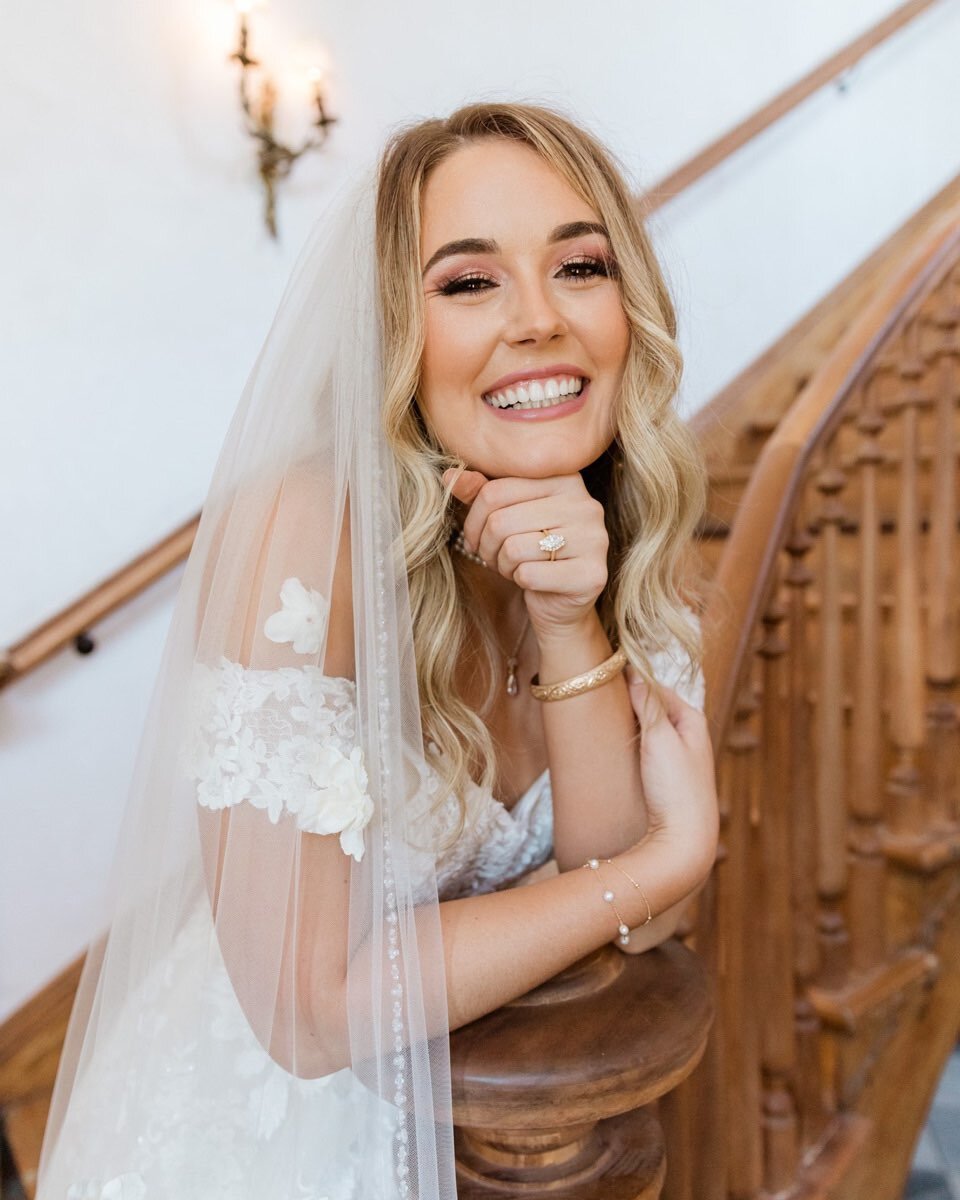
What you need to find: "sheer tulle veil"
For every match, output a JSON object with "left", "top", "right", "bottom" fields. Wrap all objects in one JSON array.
[{"left": 36, "top": 169, "right": 457, "bottom": 1199}]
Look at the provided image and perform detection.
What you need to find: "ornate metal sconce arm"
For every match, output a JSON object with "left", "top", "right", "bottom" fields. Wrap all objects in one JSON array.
[{"left": 229, "top": 14, "right": 337, "bottom": 238}]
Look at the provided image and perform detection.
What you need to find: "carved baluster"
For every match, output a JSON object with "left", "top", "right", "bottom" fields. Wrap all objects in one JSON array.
[
  {"left": 450, "top": 942, "right": 713, "bottom": 1200},
  {"left": 923, "top": 306, "right": 959, "bottom": 830},
  {"left": 848, "top": 377, "right": 888, "bottom": 972},
  {"left": 721, "top": 674, "right": 764, "bottom": 1199},
  {"left": 756, "top": 590, "right": 799, "bottom": 1191},
  {"left": 885, "top": 320, "right": 927, "bottom": 846},
  {"left": 783, "top": 517, "right": 825, "bottom": 1146},
  {"left": 812, "top": 439, "right": 851, "bottom": 987}
]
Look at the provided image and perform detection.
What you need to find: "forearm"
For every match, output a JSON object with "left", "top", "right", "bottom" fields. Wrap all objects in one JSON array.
[
  {"left": 534, "top": 609, "right": 647, "bottom": 869},
  {"left": 439, "top": 831, "right": 699, "bottom": 1029},
  {"left": 291, "top": 832, "right": 703, "bottom": 1076}
]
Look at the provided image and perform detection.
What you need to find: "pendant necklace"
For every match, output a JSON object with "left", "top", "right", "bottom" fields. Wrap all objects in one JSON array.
[
  {"left": 504, "top": 614, "right": 531, "bottom": 698},
  {"left": 450, "top": 527, "right": 530, "bottom": 697}
]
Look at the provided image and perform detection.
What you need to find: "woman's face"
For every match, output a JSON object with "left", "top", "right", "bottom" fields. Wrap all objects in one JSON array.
[{"left": 418, "top": 139, "right": 631, "bottom": 479}]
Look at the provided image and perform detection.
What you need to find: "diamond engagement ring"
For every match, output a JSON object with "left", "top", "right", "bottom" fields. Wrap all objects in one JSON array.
[{"left": 538, "top": 530, "right": 566, "bottom": 561}]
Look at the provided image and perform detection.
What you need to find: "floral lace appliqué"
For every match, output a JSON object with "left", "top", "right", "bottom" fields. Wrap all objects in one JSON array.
[{"left": 181, "top": 659, "right": 373, "bottom": 861}]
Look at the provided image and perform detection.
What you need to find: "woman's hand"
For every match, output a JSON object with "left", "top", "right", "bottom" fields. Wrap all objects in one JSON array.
[
  {"left": 626, "top": 672, "right": 719, "bottom": 886},
  {"left": 443, "top": 467, "right": 609, "bottom": 637}
]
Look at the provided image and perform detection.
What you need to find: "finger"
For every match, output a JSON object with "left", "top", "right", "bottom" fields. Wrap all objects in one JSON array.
[
  {"left": 443, "top": 467, "right": 488, "bottom": 506},
  {"left": 509, "top": 556, "right": 608, "bottom": 598},
  {"left": 496, "top": 530, "right": 566, "bottom": 577},
  {"left": 479, "top": 502, "right": 585, "bottom": 569},
  {"left": 461, "top": 475, "right": 569, "bottom": 550},
  {"left": 627, "top": 676, "right": 669, "bottom": 730},
  {"left": 472, "top": 493, "right": 606, "bottom": 567},
  {"left": 655, "top": 681, "right": 689, "bottom": 726},
  {"left": 630, "top": 674, "right": 704, "bottom": 739}
]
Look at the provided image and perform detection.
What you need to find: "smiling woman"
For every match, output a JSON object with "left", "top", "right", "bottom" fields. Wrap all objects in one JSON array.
[
  {"left": 35, "top": 102, "right": 718, "bottom": 1200},
  {"left": 418, "top": 141, "right": 628, "bottom": 478}
]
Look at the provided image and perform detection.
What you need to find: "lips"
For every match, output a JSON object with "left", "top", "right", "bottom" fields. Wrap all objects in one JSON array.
[
  {"left": 482, "top": 379, "right": 591, "bottom": 422},
  {"left": 482, "top": 363, "right": 590, "bottom": 395},
  {"left": 483, "top": 375, "right": 584, "bottom": 410}
]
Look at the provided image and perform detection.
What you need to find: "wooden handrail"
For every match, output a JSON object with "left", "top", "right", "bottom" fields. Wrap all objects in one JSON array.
[
  {"left": 2, "top": 0, "right": 942, "bottom": 691},
  {"left": 0, "top": 516, "right": 198, "bottom": 688},
  {"left": 703, "top": 211, "right": 960, "bottom": 748},
  {"left": 642, "top": 0, "right": 943, "bottom": 213}
]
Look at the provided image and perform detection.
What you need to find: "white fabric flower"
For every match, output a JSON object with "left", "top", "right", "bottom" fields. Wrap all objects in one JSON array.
[
  {"left": 263, "top": 577, "right": 329, "bottom": 656},
  {"left": 298, "top": 743, "right": 374, "bottom": 861}
]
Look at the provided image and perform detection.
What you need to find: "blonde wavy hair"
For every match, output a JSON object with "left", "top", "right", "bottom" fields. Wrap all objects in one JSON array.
[{"left": 374, "top": 102, "right": 708, "bottom": 822}]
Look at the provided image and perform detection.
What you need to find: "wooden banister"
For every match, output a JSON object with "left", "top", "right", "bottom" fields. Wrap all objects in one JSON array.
[
  {"left": 703, "top": 214, "right": 960, "bottom": 744},
  {"left": 677, "top": 210, "right": 960, "bottom": 1199}
]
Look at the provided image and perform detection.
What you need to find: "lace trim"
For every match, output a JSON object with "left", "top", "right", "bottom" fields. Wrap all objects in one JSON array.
[{"left": 180, "top": 657, "right": 373, "bottom": 861}]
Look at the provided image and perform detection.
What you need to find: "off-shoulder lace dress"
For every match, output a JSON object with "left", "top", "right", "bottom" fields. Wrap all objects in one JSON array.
[{"left": 43, "top": 620, "right": 705, "bottom": 1200}]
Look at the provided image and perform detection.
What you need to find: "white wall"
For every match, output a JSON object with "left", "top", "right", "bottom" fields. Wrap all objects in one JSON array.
[{"left": 2, "top": 0, "right": 959, "bottom": 1022}]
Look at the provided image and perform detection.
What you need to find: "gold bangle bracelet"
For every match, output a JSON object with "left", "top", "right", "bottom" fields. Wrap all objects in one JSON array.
[{"left": 529, "top": 647, "right": 627, "bottom": 702}]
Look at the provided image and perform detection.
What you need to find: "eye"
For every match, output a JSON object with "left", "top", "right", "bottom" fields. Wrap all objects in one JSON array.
[
  {"left": 557, "top": 254, "right": 618, "bottom": 281},
  {"left": 436, "top": 272, "right": 497, "bottom": 296}
]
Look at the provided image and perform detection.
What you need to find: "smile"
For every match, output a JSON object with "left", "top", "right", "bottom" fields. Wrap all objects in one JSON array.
[{"left": 482, "top": 375, "right": 585, "bottom": 410}]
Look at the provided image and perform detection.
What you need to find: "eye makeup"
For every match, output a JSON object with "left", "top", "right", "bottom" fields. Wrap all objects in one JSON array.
[{"left": 434, "top": 251, "right": 620, "bottom": 297}]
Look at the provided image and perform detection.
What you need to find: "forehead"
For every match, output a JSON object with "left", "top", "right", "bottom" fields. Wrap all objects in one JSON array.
[{"left": 419, "top": 139, "right": 600, "bottom": 259}]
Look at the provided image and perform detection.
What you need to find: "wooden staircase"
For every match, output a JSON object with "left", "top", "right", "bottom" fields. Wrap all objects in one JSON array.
[{"left": 4, "top": 183, "right": 960, "bottom": 1200}]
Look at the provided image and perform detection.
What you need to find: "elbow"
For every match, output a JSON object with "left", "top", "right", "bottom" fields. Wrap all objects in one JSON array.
[
  {"left": 267, "top": 1015, "right": 351, "bottom": 1080},
  {"left": 267, "top": 978, "right": 351, "bottom": 1079},
  {"left": 211, "top": 944, "right": 351, "bottom": 1080}
]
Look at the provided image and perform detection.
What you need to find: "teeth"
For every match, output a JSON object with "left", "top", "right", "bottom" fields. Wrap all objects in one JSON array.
[{"left": 483, "top": 375, "right": 585, "bottom": 410}]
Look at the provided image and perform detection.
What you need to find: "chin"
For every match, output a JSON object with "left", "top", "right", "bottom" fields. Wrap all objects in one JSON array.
[
  {"left": 477, "top": 439, "right": 612, "bottom": 480},
  {"left": 481, "top": 448, "right": 604, "bottom": 480}
]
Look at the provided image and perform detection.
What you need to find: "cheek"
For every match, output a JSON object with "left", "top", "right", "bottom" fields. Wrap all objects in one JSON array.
[
  {"left": 422, "top": 308, "right": 477, "bottom": 394},
  {"left": 595, "top": 297, "right": 631, "bottom": 368},
  {"left": 420, "top": 306, "right": 499, "bottom": 422}
]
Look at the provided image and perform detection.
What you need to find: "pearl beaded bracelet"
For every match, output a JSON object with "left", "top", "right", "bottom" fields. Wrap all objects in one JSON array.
[{"left": 583, "top": 857, "right": 654, "bottom": 946}]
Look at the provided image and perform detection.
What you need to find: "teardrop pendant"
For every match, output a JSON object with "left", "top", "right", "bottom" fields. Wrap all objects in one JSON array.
[{"left": 506, "top": 657, "right": 519, "bottom": 697}]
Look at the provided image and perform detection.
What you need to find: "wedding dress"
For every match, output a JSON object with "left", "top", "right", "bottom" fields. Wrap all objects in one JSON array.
[{"left": 37, "top": 627, "right": 704, "bottom": 1200}]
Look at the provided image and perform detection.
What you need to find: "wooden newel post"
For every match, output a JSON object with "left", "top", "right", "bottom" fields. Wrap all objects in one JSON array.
[{"left": 449, "top": 939, "right": 714, "bottom": 1198}]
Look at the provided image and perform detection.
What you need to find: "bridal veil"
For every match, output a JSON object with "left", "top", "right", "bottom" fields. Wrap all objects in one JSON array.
[{"left": 36, "top": 170, "right": 457, "bottom": 1199}]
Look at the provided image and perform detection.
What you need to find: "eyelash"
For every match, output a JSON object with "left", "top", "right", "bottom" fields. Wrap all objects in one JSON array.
[{"left": 436, "top": 254, "right": 617, "bottom": 296}]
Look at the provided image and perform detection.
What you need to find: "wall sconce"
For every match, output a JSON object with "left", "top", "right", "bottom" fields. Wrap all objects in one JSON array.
[{"left": 228, "top": 0, "right": 337, "bottom": 238}]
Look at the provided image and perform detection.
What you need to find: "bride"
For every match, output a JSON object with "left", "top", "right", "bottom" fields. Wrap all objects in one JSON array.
[{"left": 36, "top": 102, "right": 719, "bottom": 1200}]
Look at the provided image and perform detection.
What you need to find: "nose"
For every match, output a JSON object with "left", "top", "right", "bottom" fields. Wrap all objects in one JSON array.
[{"left": 504, "top": 273, "right": 568, "bottom": 345}]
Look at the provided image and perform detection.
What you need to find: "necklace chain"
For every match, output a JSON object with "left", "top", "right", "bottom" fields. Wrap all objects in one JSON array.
[{"left": 450, "top": 526, "right": 530, "bottom": 697}]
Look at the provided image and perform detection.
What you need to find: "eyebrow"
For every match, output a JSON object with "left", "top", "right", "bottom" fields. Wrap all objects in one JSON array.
[{"left": 421, "top": 220, "right": 610, "bottom": 277}]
